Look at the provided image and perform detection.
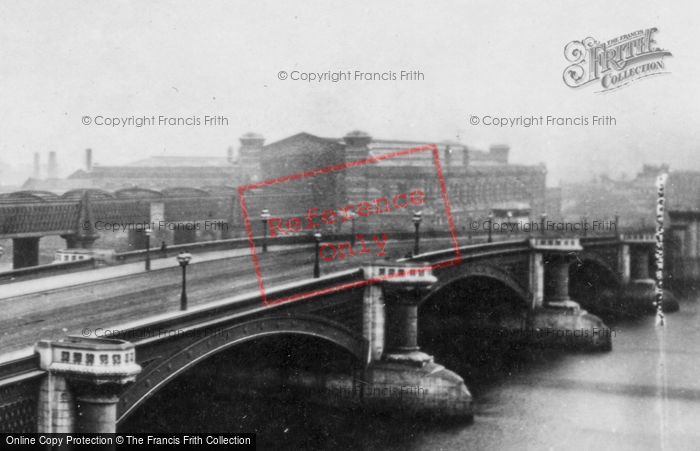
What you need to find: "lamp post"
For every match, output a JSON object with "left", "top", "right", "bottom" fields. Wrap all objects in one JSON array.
[
  {"left": 540, "top": 213, "right": 547, "bottom": 236},
  {"left": 506, "top": 211, "right": 513, "bottom": 239},
  {"left": 144, "top": 227, "right": 152, "bottom": 271},
  {"left": 487, "top": 211, "right": 494, "bottom": 243},
  {"left": 176, "top": 252, "right": 192, "bottom": 311},
  {"left": 615, "top": 214, "right": 620, "bottom": 238},
  {"left": 412, "top": 211, "right": 422, "bottom": 256},
  {"left": 313, "top": 232, "right": 322, "bottom": 278},
  {"left": 260, "top": 209, "right": 270, "bottom": 253},
  {"left": 349, "top": 211, "right": 357, "bottom": 246},
  {"left": 0, "top": 245, "right": 4, "bottom": 261}
]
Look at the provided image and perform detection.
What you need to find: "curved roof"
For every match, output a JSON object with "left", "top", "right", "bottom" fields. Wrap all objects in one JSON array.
[
  {"left": 200, "top": 185, "right": 237, "bottom": 195},
  {"left": 160, "top": 187, "right": 210, "bottom": 197},
  {"left": 113, "top": 187, "right": 163, "bottom": 199},
  {"left": 0, "top": 190, "right": 61, "bottom": 203},
  {"left": 61, "top": 189, "right": 115, "bottom": 200},
  {"left": 240, "top": 132, "right": 264, "bottom": 140}
]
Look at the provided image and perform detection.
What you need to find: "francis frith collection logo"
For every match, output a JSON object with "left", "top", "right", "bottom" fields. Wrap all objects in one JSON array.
[{"left": 563, "top": 28, "right": 672, "bottom": 92}]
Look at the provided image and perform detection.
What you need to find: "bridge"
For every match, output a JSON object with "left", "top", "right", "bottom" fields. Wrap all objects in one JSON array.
[
  {"left": 0, "top": 185, "right": 321, "bottom": 269},
  {"left": 0, "top": 229, "right": 679, "bottom": 433}
]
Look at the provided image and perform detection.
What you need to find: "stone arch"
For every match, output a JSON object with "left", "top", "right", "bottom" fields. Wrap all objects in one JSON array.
[
  {"left": 568, "top": 251, "right": 623, "bottom": 314},
  {"left": 571, "top": 251, "right": 623, "bottom": 288},
  {"left": 421, "top": 263, "right": 530, "bottom": 308},
  {"left": 116, "top": 315, "right": 366, "bottom": 425}
]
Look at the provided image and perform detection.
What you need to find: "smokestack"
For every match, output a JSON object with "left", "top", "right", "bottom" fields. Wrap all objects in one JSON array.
[
  {"left": 48, "top": 151, "right": 57, "bottom": 179},
  {"left": 488, "top": 144, "right": 510, "bottom": 164},
  {"left": 85, "top": 148, "right": 93, "bottom": 171},
  {"left": 227, "top": 146, "right": 234, "bottom": 163},
  {"left": 443, "top": 145, "right": 452, "bottom": 169},
  {"left": 33, "top": 153, "right": 40, "bottom": 178}
]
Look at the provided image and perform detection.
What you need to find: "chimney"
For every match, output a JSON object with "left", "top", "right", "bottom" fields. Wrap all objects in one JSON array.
[
  {"left": 33, "top": 152, "right": 40, "bottom": 178},
  {"left": 462, "top": 146, "right": 470, "bottom": 167},
  {"left": 443, "top": 145, "right": 452, "bottom": 169},
  {"left": 85, "top": 148, "right": 93, "bottom": 172},
  {"left": 488, "top": 144, "right": 510, "bottom": 164},
  {"left": 238, "top": 133, "right": 265, "bottom": 181},
  {"left": 227, "top": 146, "right": 234, "bottom": 164},
  {"left": 48, "top": 151, "right": 58, "bottom": 179},
  {"left": 343, "top": 130, "right": 372, "bottom": 160},
  {"left": 343, "top": 130, "right": 373, "bottom": 205},
  {"left": 239, "top": 133, "right": 265, "bottom": 158}
]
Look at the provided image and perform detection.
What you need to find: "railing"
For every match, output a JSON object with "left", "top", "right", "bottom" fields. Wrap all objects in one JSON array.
[
  {"left": 112, "top": 230, "right": 462, "bottom": 263},
  {"left": 0, "top": 226, "right": 646, "bottom": 285},
  {"left": 0, "top": 258, "right": 96, "bottom": 284}
]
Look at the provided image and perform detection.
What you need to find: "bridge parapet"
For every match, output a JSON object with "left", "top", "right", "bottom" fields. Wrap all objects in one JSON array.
[
  {"left": 36, "top": 337, "right": 140, "bottom": 380},
  {"left": 620, "top": 232, "right": 655, "bottom": 244},
  {"left": 363, "top": 262, "right": 437, "bottom": 286},
  {"left": 35, "top": 337, "right": 141, "bottom": 433},
  {"left": 529, "top": 237, "right": 582, "bottom": 251}
]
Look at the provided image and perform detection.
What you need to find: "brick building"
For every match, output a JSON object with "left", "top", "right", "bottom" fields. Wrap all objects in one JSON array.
[
  {"left": 242, "top": 130, "right": 547, "bottom": 232},
  {"left": 20, "top": 130, "right": 548, "bottom": 233}
]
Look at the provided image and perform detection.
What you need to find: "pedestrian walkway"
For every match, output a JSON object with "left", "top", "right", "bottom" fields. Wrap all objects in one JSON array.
[{"left": 0, "top": 244, "right": 310, "bottom": 300}]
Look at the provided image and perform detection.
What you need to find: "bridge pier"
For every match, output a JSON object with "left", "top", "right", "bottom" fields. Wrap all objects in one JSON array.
[
  {"left": 544, "top": 254, "right": 577, "bottom": 309},
  {"left": 630, "top": 244, "right": 652, "bottom": 281},
  {"left": 61, "top": 191, "right": 100, "bottom": 250},
  {"left": 35, "top": 337, "right": 141, "bottom": 433},
  {"left": 361, "top": 264, "right": 473, "bottom": 419},
  {"left": 62, "top": 234, "right": 98, "bottom": 250},
  {"left": 12, "top": 237, "right": 40, "bottom": 269},
  {"left": 620, "top": 234, "right": 678, "bottom": 314},
  {"left": 531, "top": 238, "right": 612, "bottom": 351}
]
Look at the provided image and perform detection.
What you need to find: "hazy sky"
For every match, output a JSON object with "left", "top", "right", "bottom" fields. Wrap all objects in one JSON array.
[{"left": 1, "top": 0, "right": 698, "bottom": 186}]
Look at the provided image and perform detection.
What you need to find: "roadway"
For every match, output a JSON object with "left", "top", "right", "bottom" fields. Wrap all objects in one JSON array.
[{"left": 0, "top": 235, "right": 464, "bottom": 355}]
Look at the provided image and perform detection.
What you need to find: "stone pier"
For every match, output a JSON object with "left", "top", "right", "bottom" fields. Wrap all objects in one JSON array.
[
  {"left": 35, "top": 337, "right": 141, "bottom": 433},
  {"left": 61, "top": 192, "right": 100, "bottom": 250},
  {"left": 620, "top": 233, "right": 678, "bottom": 314},
  {"left": 530, "top": 238, "right": 613, "bottom": 351},
  {"left": 360, "top": 263, "right": 473, "bottom": 419},
  {"left": 12, "top": 237, "right": 40, "bottom": 269}
]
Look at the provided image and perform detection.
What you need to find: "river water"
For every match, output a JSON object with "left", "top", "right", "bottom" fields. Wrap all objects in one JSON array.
[{"left": 124, "top": 293, "right": 700, "bottom": 450}]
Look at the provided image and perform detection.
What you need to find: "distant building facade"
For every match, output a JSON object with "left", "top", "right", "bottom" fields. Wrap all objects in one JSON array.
[
  {"left": 244, "top": 131, "right": 546, "bottom": 230},
  {"left": 560, "top": 164, "right": 669, "bottom": 228},
  {"left": 20, "top": 130, "right": 548, "bottom": 231}
]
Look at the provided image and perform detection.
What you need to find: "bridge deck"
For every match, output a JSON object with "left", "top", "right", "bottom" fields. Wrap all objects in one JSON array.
[{"left": 0, "top": 235, "right": 462, "bottom": 356}]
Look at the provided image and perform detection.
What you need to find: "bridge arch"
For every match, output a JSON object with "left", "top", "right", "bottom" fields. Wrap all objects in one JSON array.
[
  {"left": 117, "top": 315, "right": 366, "bottom": 425},
  {"left": 569, "top": 250, "right": 622, "bottom": 289},
  {"left": 420, "top": 263, "right": 530, "bottom": 308},
  {"left": 569, "top": 250, "right": 622, "bottom": 285},
  {"left": 418, "top": 263, "right": 532, "bottom": 381},
  {"left": 568, "top": 251, "right": 623, "bottom": 314}
]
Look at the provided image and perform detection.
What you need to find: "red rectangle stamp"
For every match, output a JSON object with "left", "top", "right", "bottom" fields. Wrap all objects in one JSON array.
[{"left": 238, "top": 144, "right": 462, "bottom": 305}]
